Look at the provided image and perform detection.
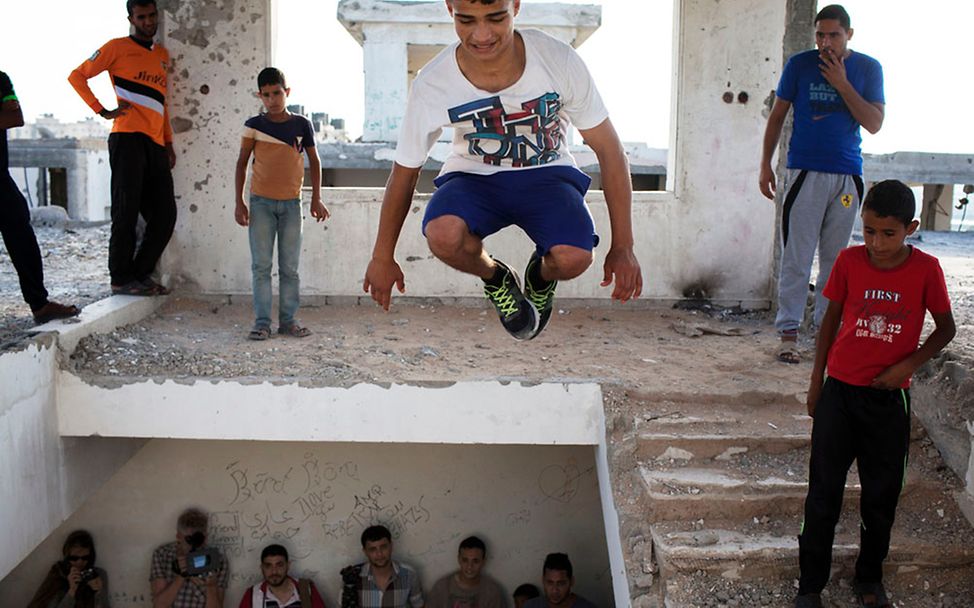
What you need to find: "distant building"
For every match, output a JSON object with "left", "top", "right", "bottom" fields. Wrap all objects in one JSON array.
[{"left": 8, "top": 116, "right": 111, "bottom": 220}]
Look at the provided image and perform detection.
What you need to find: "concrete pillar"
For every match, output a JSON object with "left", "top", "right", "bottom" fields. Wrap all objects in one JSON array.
[
  {"left": 66, "top": 154, "right": 87, "bottom": 220},
  {"left": 670, "top": 0, "right": 788, "bottom": 304},
  {"left": 159, "top": 0, "right": 273, "bottom": 291},
  {"left": 920, "top": 183, "right": 954, "bottom": 231},
  {"left": 362, "top": 31, "right": 409, "bottom": 142}
]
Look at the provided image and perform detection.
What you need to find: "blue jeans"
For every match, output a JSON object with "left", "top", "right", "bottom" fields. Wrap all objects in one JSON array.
[{"left": 248, "top": 194, "right": 302, "bottom": 328}]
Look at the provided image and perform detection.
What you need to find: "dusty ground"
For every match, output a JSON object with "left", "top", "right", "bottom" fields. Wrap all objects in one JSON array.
[
  {"left": 4, "top": 223, "right": 971, "bottom": 452},
  {"left": 0, "top": 223, "right": 111, "bottom": 349},
  {"left": 67, "top": 297, "right": 812, "bottom": 394},
  {"left": 3, "top": 224, "right": 972, "bottom": 428}
]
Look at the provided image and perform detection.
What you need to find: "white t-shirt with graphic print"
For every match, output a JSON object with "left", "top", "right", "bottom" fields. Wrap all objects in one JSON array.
[{"left": 394, "top": 28, "right": 609, "bottom": 177}]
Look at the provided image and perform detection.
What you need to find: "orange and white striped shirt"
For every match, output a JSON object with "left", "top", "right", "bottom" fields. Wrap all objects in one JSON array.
[{"left": 68, "top": 36, "right": 173, "bottom": 147}]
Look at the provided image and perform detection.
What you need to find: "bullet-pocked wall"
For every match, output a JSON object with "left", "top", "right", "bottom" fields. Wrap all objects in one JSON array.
[
  {"left": 159, "top": 0, "right": 274, "bottom": 292},
  {"left": 666, "top": 0, "right": 787, "bottom": 304},
  {"left": 160, "top": 0, "right": 786, "bottom": 306},
  {"left": 0, "top": 440, "right": 612, "bottom": 607}
]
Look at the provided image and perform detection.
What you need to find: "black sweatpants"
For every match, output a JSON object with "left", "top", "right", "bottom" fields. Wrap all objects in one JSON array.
[
  {"left": 0, "top": 171, "right": 48, "bottom": 311},
  {"left": 798, "top": 376, "right": 911, "bottom": 594},
  {"left": 108, "top": 132, "right": 176, "bottom": 286}
]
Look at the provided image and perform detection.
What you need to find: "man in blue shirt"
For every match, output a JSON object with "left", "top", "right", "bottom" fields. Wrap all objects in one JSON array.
[{"left": 758, "top": 4, "right": 885, "bottom": 365}]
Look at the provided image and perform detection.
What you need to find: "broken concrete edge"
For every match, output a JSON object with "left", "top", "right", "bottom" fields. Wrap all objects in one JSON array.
[
  {"left": 28, "top": 294, "right": 168, "bottom": 355},
  {"left": 203, "top": 293, "right": 773, "bottom": 312},
  {"left": 596, "top": 407, "right": 633, "bottom": 608},
  {"left": 912, "top": 352, "right": 974, "bottom": 506},
  {"left": 957, "top": 491, "right": 974, "bottom": 529}
]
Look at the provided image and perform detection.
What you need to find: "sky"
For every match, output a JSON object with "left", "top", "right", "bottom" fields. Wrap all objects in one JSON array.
[{"left": 1, "top": 1, "right": 973, "bottom": 154}]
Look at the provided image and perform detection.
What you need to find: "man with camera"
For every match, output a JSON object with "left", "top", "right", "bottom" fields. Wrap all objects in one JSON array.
[{"left": 150, "top": 507, "right": 229, "bottom": 608}]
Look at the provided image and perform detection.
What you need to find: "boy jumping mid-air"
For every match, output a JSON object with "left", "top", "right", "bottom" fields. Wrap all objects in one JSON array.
[
  {"left": 363, "top": 0, "right": 642, "bottom": 340},
  {"left": 795, "top": 180, "right": 955, "bottom": 608}
]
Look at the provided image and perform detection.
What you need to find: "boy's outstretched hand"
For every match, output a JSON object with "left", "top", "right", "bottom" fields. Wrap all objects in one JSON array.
[
  {"left": 363, "top": 257, "right": 405, "bottom": 311},
  {"left": 234, "top": 202, "right": 249, "bottom": 227},
  {"left": 310, "top": 199, "right": 330, "bottom": 222},
  {"left": 601, "top": 246, "right": 642, "bottom": 302}
]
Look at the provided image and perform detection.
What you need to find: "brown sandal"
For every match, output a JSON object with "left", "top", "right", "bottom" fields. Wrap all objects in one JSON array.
[
  {"left": 278, "top": 324, "right": 311, "bottom": 338},
  {"left": 248, "top": 326, "right": 271, "bottom": 341},
  {"left": 141, "top": 278, "right": 172, "bottom": 295},
  {"left": 33, "top": 301, "right": 81, "bottom": 325}
]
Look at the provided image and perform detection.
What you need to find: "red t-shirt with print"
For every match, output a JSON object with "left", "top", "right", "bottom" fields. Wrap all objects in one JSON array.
[{"left": 823, "top": 245, "right": 951, "bottom": 388}]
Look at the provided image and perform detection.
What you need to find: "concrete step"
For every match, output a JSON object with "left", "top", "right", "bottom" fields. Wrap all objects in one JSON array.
[
  {"left": 655, "top": 566, "right": 974, "bottom": 608},
  {"left": 636, "top": 432, "right": 809, "bottom": 462},
  {"left": 650, "top": 485, "right": 974, "bottom": 582},
  {"left": 633, "top": 399, "right": 928, "bottom": 462},
  {"left": 639, "top": 466, "right": 859, "bottom": 521},
  {"left": 636, "top": 426, "right": 954, "bottom": 521},
  {"left": 633, "top": 402, "right": 811, "bottom": 462}
]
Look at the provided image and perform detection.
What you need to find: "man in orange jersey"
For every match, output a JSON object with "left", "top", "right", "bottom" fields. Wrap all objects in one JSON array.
[{"left": 69, "top": 0, "right": 176, "bottom": 296}]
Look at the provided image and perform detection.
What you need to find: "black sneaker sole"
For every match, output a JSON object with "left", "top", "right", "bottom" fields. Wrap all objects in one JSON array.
[{"left": 486, "top": 261, "right": 539, "bottom": 341}]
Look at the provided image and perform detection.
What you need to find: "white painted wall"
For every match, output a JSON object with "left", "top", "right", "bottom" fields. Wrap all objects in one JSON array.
[
  {"left": 0, "top": 337, "right": 144, "bottom": 581},
  {"left": 0, "top": 440, "right": 614, "bottom": 608},
  {"left": 170, "top": 186, "right": 688, "bottom": 304},
  {"left": 57, "top": 376, "right": 604, "bottom": 445}
]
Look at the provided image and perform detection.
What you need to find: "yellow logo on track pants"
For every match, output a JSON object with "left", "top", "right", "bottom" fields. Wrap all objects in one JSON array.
[{"left": 841, "top": 194, "right": 853, "bottom": 208}]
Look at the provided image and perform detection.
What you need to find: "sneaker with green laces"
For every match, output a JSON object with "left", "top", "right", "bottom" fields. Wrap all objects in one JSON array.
[
  {"left": 483, "top": 259, "right": 538, "bottom": 340},
  {"left": 523, "top": 252, "right": 557, "bottom": 339}
]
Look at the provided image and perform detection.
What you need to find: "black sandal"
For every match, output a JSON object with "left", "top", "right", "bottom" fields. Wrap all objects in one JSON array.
[
  {"left": 140, "top": 278, "right": 172, "bottom": 295},
  {"left": 111, "top": 281, "right": 156, "bottom": 296},
  {"left": 248, "top": 326, "right": 271, "bottom": 341},
  {"left": 278, "top": 324, "right": 311, "bottom": 338},
  {"left": 854, "top": 580, "right": 890, "bottom": 608}
]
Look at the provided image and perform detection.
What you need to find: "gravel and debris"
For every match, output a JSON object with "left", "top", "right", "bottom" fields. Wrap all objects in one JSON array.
[{"left": 0, "top": 223, "right": 111, "bottom": 348}]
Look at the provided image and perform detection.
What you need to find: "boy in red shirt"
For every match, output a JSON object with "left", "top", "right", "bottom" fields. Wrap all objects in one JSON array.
[{"left": 795, "top": 180, "right": 955, "bottom": 608}]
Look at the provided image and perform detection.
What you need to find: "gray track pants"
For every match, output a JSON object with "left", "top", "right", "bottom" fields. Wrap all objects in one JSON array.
[{"left": 775, "top": 169, "right": 863, "bottom": 335}]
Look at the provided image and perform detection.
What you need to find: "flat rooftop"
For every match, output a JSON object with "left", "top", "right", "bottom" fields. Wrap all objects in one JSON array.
[{"left": 66, "top": 299, "right": 805, "bottom": 395}]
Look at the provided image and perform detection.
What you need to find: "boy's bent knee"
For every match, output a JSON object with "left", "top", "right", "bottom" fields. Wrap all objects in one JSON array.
[
  {"left": 425, "top": 216, "right": 471, "bottom": 259},
  {"left": 546, "top": 246, "right": 592, "bottom": 280}
]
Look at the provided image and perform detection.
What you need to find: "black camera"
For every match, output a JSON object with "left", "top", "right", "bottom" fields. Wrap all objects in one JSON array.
[
  {"left": 79, "top": 568, "right": 98, "bottom": 583},
  {"left": 183, "top": 531, "right": 221, "bottom": 577}
]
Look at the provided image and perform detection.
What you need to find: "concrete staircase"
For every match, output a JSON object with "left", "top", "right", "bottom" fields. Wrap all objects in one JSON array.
[{"left": 609, "top": 393, "right": 974, "bottom": 608}]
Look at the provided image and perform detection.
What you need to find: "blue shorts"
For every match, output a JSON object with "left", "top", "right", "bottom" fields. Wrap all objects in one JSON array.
[{"left": 423, "top": 165, "right": 599, "bottom": 256}]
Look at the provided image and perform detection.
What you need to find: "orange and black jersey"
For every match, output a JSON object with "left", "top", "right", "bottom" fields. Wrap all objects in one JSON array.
[{"left": 68, "top": 36, "right": 173, "bottom": 147}]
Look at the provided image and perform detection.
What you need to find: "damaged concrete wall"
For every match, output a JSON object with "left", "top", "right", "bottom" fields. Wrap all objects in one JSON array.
[
  {"left": 0, "top": 440, "right": 613, "bottom": 607},
  {"left": 0, "top": 337, "right": 144, "bottom": 581},
  {"left": 162, "top": 0, "right": 785, "bottom": 308},
  {"left": 158, "top": 0, "right": 273, "bottom": 291},
  {"left": 665, "top": 0, "right": 786, "bottom": 303}
]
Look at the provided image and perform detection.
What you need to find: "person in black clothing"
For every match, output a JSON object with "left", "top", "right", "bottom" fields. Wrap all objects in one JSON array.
[
  {"left": 27, "top": 529, "right": 109, "bottom": 608},
  {"left": 0, "top": 69, "right": 80, "bottom": 324}
]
